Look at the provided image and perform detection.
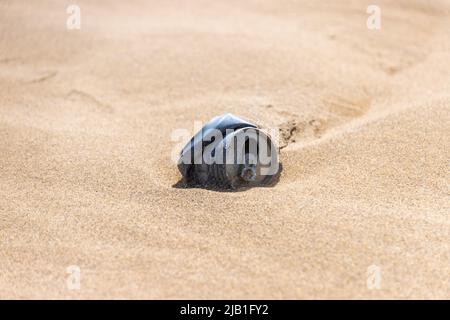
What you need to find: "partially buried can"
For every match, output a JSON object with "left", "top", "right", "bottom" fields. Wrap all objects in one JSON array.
[{"left": 178, "top": 113, "right": 279, "bottom": 189}]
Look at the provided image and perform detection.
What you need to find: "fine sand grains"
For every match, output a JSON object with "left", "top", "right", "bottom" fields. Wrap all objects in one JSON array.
[{"left": 0, "top": 0, "right": 449, "bottom": 299}]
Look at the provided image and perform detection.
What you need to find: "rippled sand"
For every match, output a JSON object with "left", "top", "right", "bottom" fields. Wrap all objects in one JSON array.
[{"left": 0, "top": 0, "right": 449, "bottom": 299}]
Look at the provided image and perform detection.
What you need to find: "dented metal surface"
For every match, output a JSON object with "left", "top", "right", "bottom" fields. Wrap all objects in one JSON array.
[{"left": 178, "top": 113, "right": 279, "bottom": 189}]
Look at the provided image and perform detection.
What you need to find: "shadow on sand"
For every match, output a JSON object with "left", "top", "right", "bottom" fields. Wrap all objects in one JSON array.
[{"left": 172, "top": 163, "right": 283, "bottom": 193}]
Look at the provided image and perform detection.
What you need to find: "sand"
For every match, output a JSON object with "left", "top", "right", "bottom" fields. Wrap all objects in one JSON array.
[{"left": 0, "top": 0, "right": 449, "bottom": 299}]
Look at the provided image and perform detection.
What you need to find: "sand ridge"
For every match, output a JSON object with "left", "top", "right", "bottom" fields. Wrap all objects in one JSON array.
[{"left": 0, "top": 0, "right": 449, "bottom": 299}]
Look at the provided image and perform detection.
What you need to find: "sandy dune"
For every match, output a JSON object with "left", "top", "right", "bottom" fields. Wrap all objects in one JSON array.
[{"left": 0, "top": 0, "right": 449, "bottom": 299}]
